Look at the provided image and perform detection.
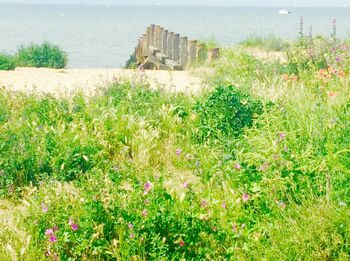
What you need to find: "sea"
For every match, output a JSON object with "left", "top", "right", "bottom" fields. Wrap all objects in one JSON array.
[{"left": 0, "top": 4, "right": 349, "bottom": 68}]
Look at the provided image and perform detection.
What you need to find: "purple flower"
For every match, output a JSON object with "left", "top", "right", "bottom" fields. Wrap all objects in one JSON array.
[
  {"left": 41, "top": 203, "right": 48, "bottom": 213},
  {"left": 45, "top": 229, "right": 54, "bottom": 236},
  {"left": 242, "top": 193, "right": 250, "bottom": 202},
  {"left": 144, "top": 181, "right": 153, "bottom": 194},
  {"left": 71, "top": 223, "right": 78, "bottom": 231},
  {"left": 175, "top": 148, "right": 182, "bottom": 156},
  {"left": 49, "top": 235, "right": 57, "bottom": 243},
  {"left": 279, "top": 133, "right": 286, "bottom": 139},
  {"left": 128, "top": 223, "right": 134, "bottom": 230},
  {"left": 182, "top": 182, "right": 189, "bottom": 189},
  {"left": 221, "top": 201, "right": 227, "bottom": 209}
]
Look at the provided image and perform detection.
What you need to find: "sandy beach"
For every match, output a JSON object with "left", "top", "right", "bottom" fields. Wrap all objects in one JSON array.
[{"left": 0, "top": 67, "right": 204, "bottom": 97}]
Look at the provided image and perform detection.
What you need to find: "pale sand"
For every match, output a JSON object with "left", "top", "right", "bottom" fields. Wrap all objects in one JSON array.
[{"left": 0, "top": 67, "right": 205, "bottom": 97}]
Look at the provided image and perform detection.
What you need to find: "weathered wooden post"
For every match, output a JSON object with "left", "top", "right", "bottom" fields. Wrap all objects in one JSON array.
[
  {"left": 167, "top": 32, "right": 174, "bottom": 60},
  {"left": 150, "top": 24, "right": 156, "bottom": 47},
  {"left": 146, "top": 26, "right": 151, "bottom": 50},
  {"left": 208, "top": 48, "right": 220, "bottom": 62},
  {"left": 162, "top": 30, "right": 168, "bottom": 55},
  {"left": 196, "top": 43, "right": 207, "bottom": 63},
  {"left": 142, "top": 34, "right": 148, "bottom": 56},
  {"left": 173, "top": 33, "right": 180, "bottom": 63},
  {"left": 158, "top": 27, "right": 164, "bottom": 51},
  {"left": 180, "top": 37, "right": 189, "bottom": 69},
  {"left": 155, "top": 25, "right": 161, "bottom": 50},
  {"left": 188, "top": 40, "right": 198, "bottom": 65}
]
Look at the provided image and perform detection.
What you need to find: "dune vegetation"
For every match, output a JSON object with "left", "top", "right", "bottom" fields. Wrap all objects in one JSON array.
[{"left": 0, "top": 33, "right": 349, "bottom": 260}]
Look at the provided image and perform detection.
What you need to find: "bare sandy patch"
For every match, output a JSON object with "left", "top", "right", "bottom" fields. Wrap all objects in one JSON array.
[{"left": 0, "top": 67, "right": 205, "bottom": 97}]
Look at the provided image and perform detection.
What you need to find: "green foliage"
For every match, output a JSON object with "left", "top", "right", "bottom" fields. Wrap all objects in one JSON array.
[
  {"left": 0, "top": 53, "right": 16, "bottom": 71},
  {"left": 16, "top": 42, "right": 67, "bottom": 69},
  {"left": 240, "top": 35, "right": 290, "bottom": 51},
  {"left": 194, "top": 85, "right": 263, "bottom": 142},
  {"left": 1, "top": 33, "right": 350, "bottom": 260}
]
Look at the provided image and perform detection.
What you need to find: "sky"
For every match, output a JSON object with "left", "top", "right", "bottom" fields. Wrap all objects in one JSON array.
[{"left": 0, "top": 0, "right": 348, "bottom": 6}]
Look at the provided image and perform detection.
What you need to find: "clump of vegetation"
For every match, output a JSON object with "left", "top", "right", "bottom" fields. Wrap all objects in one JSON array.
[
  {"left": 16, "top": 42, "right": 67, "bottom": 69},
  {"left": 0, "top": 53, "right": 16, "bottom": 71},
  {"left": 240, "top": 35, "right": 290, "bottom": 51},
  {"left": 194, "top": 85, "right": 263, "bottom": 142}
]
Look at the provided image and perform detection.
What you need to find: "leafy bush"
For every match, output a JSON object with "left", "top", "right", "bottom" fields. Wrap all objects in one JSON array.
[
  {"left": 194, "top": 85, "right": 263, "bottom": 142},
  {"left": 16, "top": 42, "right": 67, "bottom": 69},
  {"left": 0, "top": 53, "right": 16, "bottom": 70}
]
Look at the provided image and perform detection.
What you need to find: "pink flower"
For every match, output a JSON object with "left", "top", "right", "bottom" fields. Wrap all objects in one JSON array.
[
  {"left": 68, "top": 218, "right": 73, "bottom": 226},
  {"left": 242, "top": 193, "right": 250, "bottom": 202},
  {"left": 52, "top": 226, "right": 59, "bottom": 232},
  {"left": 144, "top": 181, "right": 153, "bottom": 194},
  {"left": 45, "top": 229, "right": 54, "bottom": 236},
  {"left": 279, "top": 133, "right": 286, "bottom": 139},
  {"left": 71, "top": 223, "right": 78, "bottom": 231},
  {"left": 41, "top": 203, "right": 48, "bottom": 213},
  {"left": 182, "top": 181, "right": 189, "bottom": 189},
  {"left": 130, "top": 233, "right": 135, "bottom": 239},
  {"left": 141, "top": 209, "right": 148, "bottom": 217},
  {"left": 234, "top": 163, "right": 241, "bottom": 170},
  {"left": 128, "top": 223, "right": 134, "bottom": 230},
  {"left": 179, "top": 240, "right": 185, "bottom": 247},
  {"left": 175, "top": 148, "right": 182, "bottom": 156},
  {"left": 49, "top": 235, "right": 57, "bottom": 243},
  {"left": 221, "top": 201, "right": 227, "bottom": 209}
]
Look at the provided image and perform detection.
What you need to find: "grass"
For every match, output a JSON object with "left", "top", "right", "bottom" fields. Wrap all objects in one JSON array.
[
  {"left": 0, "top": 42, "right": 67, "bottom": 71},
  {"left": 240, "top": 35, "right": 290, "bottom": 52},
  {"left": 0, "top": 35, "right": 349, "bottom": 259}
]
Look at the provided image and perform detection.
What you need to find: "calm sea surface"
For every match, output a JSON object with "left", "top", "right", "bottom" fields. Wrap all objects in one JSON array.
[{"left": 0, "top": 4, "right": 349, "bottom": 68}]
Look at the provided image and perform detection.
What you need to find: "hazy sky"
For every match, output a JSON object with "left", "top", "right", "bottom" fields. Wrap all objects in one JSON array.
[{"left": 0, "top": 0, "right": 348, "bottom": 6}]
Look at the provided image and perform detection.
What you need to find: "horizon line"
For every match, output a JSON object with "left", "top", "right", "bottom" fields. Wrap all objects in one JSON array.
[{"left": 0, "top": 3, "right": 347, "bottom": 8}]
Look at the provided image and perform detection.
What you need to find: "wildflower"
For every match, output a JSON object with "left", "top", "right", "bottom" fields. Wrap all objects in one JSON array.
[
  {"left": 339, "top": 201, "right": 347, "bottom": 207},
  {"left": 175, "top": 148, "right": 182, "bottom": 156},
  {"left": 259, "top": 164, "right": 269, "bottom": 172},
  {"left": 182, "top": 181, "right": 189, "bottom": 189},
  {"left": 211, "top": 226, "right": 218, "bottom": 232},
  {"left": 232, "top": 224, "right": 238, "bottom": 233},
  {"left": 128, "top": 223, "right": 134, "bottom": 230},
  {"left": 200, "top": 200, "right": 207, "bottom": 208},
  {"left": 71, "top": 223, "right": 78, "bottom": 231},
  {"left": 221, "top": 201, "right": 227, "bottom": 209},
  {"left": 68, "top": 218, "right": 74, "bottom": 226},
  {"left": 141, "top": 209, "right": 148, "bottom": 217},
  {"left": 130, "top": 233, "right": 135, "bottom": 239},
  {"left": 45, "top": 250, "right": 51, "bottom": 257},
  {"left": 49, "top": 235, "right": 57, "bottom": 243},
  {"left": 279, "top": 133, "right": 286, "bottom": 139},
  {"left": 179, "top": 240, "right": 185, "bottom": 247},
  {"left": 52, "top": 226, "right": 59, "bottom": 232},
  {"left": 45, "top": 229, "right": 54, "bottom": 236},
  {"left": 242, "top": 193, "right": 250, "bottom": 202},
  {"left": 144, "top": 181, "right": 153, "bottom": 194},
  {"left": 185, "top": 153, "right": 193, "bottom": 160},
  {"left": 144, "top": 199, "right": 150, "bottom": 205},
  {"left": 281, "top": 73, "right": 289, "bottom": 81},
  {"left": 326, "top": 91, "right": 339, "bottom": 98},
  {"left": 41, "top": 203, "right": 48, "bottom": 213},
  {"left": 234, "top": 163, "right": 241, "bottom": 170}
]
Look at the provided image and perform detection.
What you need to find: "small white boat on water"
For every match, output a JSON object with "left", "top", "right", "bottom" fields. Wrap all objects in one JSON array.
[{"left": 278, "top": 9, "right": 291, "bottom": 15}]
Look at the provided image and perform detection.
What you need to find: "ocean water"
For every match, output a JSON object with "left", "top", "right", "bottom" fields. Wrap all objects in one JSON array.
[{"left": 0, "top": 4, "right": 349, "bottom": 68}]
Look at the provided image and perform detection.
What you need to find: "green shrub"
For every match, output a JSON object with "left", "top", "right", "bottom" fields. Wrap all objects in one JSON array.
[
  {"left": 240, "top": 35, "right": 290, "bottom": 52},
  {"left": 0, "top": 53, "right": 16, "bottom": 71},
  {"left": 194, "top": 85, "right": 263, "bottom": 142},
  {"left": 16, "top": 42, "right": 67, "bottom": 69}
]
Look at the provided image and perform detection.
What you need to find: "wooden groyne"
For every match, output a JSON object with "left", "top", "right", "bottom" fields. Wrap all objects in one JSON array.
[{"left": 134, "top": 25, "right": 220, "bottom": 70}]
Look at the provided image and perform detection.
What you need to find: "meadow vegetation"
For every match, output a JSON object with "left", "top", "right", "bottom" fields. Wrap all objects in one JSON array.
[{"left": 0, "top": 33, "right": 349, "bottom": 260}]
